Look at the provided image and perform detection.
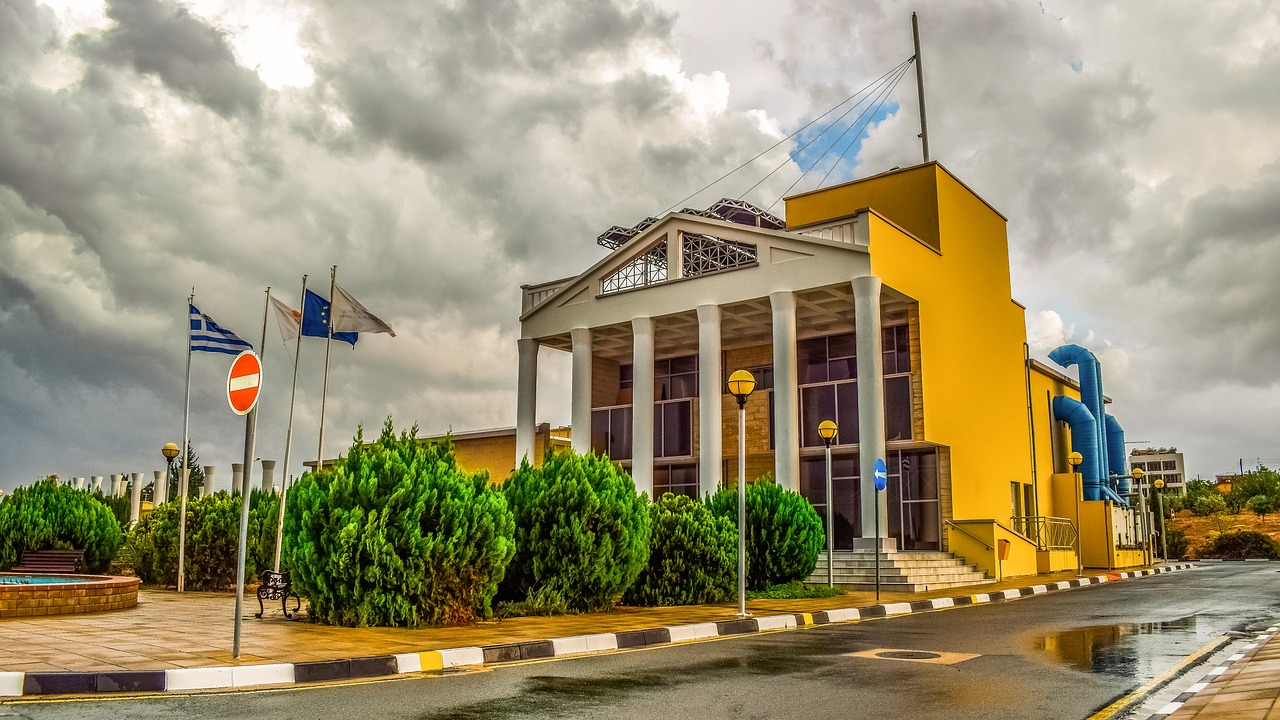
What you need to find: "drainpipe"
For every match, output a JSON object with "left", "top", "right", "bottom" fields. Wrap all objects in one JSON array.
[{"left": 1024, "top": 343, "right": 1039, "bottom": 516}]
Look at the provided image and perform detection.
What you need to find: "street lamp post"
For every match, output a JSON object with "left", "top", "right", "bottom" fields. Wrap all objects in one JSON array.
[
  {"left": 727, "top": 369, "right": 755, "bottom": 617},
  {"left": 1153, "top": 477, "right": 1167, "bottom": 562},
  {"left": 1068, "top": 452, "right": 1083, "bottom": 575},
  {"left": 1132, "top": 467, "right": 1149, "bottom": 565},
  {"left": 817, "top": 420, "right": 838, "bottom": 588}
]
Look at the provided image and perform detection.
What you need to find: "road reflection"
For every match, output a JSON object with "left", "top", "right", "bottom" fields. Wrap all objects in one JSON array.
[{"left": 1031, "top": 616, "right": 1199, "bottom": 677}]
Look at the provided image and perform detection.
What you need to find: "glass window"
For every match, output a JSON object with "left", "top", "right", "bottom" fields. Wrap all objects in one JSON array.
[
  {"left": 655, "top": 400, "right": 692, "bottom": 457},
  {"left": 801, "top": 385, "right": 837, "bottom": 446},
  {"left": 798, "top": 338, "right": 829, "bottom": 384},
  {"left": 1163, "top": 460, "right": 1178, "bottom": 471},
  {"left": 655, "top": 355, "right": 697, "bottom": 401},
  {"left": 885, "top": 375, "right": 912, "bottom": 441},
  {"left": 800, "top": 453, "right": 861, "bottom": 549},
  {"left": 591, "top": 408, "right": 632, "bottom": 460},
  {"left": 653, "top": 463, "right": 699, "bottom": 499}
]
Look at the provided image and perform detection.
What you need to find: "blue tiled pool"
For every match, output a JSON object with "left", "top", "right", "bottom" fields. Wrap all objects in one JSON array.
[{"left": 0, "top": 575, "right": 88, "bottom": 585}]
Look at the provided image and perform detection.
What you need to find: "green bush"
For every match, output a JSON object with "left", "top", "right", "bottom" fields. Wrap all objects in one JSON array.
[
  {"left": 93, "top": 490, "right": 132, "bottom": 529},
  {"left": 283, "top": 419, "right": 515, "bottom": 627},
  {"left": 1190, "top": 493, "right": 1228, "bottom": 516},
  {"left": 1164, "top": 526, "right": 1189, "bottom": 560},
  {"left": 1199, "top": 530, "right": 1280, "bottom": 560},
  {"left": 706, "top": 478, "right": 824, "bottom": 589},
  {"left": 1247, "top": 495, "right": 1280, "bottom": 520},
  {"left": 746, "top": 581, "right": 845, "bottom": 600},
  {"left": 499, "top": 451, "right": 650, "bottom": 613},
  {"left": 627, "top": 493, "right": 737, "bottom": 606},
  {"left": 125, "top": 490, "right": 281, "bottom": 590},
  {"left": 0, "top": 479, "right": 123, "bottom": 573}
]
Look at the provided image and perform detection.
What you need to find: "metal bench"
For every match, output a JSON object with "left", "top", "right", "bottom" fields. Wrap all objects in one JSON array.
[
  {"left": 255, "top": 570, "right": 301, "bottom": 619},
  {"left": 12, "top": 549, "right": 84, "bottom": 574}
]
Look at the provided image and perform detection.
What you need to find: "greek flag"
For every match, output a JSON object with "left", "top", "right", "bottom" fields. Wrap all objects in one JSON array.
[{"left": 189, "top": 304, "right": 252, "bottom": 355}]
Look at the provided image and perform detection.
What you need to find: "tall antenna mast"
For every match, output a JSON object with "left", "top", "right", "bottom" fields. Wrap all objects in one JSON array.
[{"left": 912, "top": 12, "right": 931, "bottom": 162}]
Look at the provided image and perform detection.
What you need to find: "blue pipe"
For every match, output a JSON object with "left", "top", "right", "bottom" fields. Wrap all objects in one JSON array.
[
  {"left": 1105, "top": 414, "right": 1129, "bottom": 496},
  {"left": 1049, "top": 344, "right": 1109, "bottom": 497},
  {"left": 1052, "top": 396, "right": 1102, "bottom": 501}
]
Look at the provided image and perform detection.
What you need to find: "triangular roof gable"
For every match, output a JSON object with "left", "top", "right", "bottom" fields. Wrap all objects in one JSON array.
[{"left": 521, "top": 211, "right": 870, "bottom": 323}]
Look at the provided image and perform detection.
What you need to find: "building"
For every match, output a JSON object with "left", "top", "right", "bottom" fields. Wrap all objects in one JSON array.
[
  {"left": 1128, "top": 448, "right": 1186, "bottom": 494},
  {"left": 505, "top": 161, "right": 1149, "bottom": 576}
]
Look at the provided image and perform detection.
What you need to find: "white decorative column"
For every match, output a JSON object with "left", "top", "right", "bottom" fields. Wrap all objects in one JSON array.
[
  {"left": 770, "top": 291, "right": 800, "bottom": 491},
  {"left": 571, "top": 327, "right": 593, "bottom": 454},
  {"left": 231, "top": 463, "right": 245, "bottom": 496},
  {"left": 91, "top": 475, "right": 103, "bottom": 492},
  {"left": 203, "top": 465, "right": 216, "bottom": 497},
  {"left": 153, "top": 470, "right": 167, "bottom": 505},
  {"left": 110, "top": 474, "right": 123, "bottom": 497},
  {"left": 129, "top": 472, "right": 143, "bottom": 526},
  {"left": 260, "top": 460, "right": 276, "bottom": 493},
  {"left": 73, "top": 477, "right": 85, "bottom": 490},
  {"left": 854, "top": 275, "right": 889, "bottom": 543},
  {"left": 631, "top": 317, "right": 655, "bottom": 497},
  {"left": 515, "top": 338, "right": 540, "bottom": 465},
  {"left": 697, "top": 304, "right": 723, "bottom": 496}
]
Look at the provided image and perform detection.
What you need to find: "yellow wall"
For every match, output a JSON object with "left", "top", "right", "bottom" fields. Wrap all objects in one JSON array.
[
  {"left": 1030, "top": 367, "right": 1085, "bottom": 519},
  {"left": 946, "top": 519, "right": 1038, "bottom": 580},
  {"left": 787, "top": 164, "right": 1034, "bottom": 524}
]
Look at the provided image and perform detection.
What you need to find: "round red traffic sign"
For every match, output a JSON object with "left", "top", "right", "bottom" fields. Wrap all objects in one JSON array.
[{"left": 226, "top": 350, "right": 263, "bottom": 415}]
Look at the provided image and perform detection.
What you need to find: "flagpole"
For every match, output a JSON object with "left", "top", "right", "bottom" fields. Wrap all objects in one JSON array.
[
  {"left": 234, "top": 287, "right": 270, "bottom": 659},
  {"left": 177, "top": 288, "right": 195, "bottom": 593},
  {"left": 316, "top": 265, "right": 336, "bottom": 469},
  {"left": 274, "top": 275, "right": 307, "bottom": 572}
]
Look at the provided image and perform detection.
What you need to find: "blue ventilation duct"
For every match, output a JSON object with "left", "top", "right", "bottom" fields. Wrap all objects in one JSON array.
[
  {"left": 1052, "top": 396, "right": 1102, "bottom": 501},
  {"left": 1105, "top": 414, "right": 1129, "bottom": 496},
  {"left": 1049, "top": 345, "right": 1108, "bottom": 480}
]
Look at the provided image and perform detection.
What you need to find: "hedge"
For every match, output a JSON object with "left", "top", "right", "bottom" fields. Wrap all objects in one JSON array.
[
  {"left": 0, "top": 479, "right": 123, "bottom": 573},
  {"left": 627, "top": 493, "right": 737, "bottom": 606},
  {"left": 706, "top": 478, "right": 824, "bottom": 589}
]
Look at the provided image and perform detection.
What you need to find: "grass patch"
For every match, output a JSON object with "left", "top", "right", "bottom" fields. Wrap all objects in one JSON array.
[{"left": 746, "top": 581, "right": 845, "bottom": 600}]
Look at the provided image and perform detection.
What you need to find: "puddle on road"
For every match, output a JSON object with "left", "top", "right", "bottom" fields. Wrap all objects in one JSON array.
[{"left": 1030, "top": 616, "right": 1202, "bottom": 678}]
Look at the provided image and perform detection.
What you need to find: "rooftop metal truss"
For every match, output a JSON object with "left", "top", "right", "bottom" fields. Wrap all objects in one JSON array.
[{"left": 595, "top": 199, "right": 783, "bottom": 249}]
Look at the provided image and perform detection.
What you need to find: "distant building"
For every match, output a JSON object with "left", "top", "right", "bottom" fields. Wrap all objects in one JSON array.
[
  {"left": 1128, "top": 447, "right": 1186, "bottom": 494},
  {"left": 1214, "top": 474, "right": 1237, "bottom": 494}
]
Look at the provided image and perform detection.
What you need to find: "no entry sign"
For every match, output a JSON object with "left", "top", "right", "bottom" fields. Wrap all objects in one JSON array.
[{"left": 226, "top": 350, "right": 263, "bottom": 415}]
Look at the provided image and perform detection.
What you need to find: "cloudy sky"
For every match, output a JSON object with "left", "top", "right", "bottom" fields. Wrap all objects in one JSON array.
[{"left": 1, "top": 0, "right": 1277, "bottom": 491}]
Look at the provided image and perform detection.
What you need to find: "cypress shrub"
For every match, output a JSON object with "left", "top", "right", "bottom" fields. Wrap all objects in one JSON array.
[
  {"left": 499, "top": 451, "right": 650, "bottom": 613},
  {"left": 124, "top": 490, "right": 280, "bottom": 590},
  {"left": 627, "top": 493, "right": 737, "bottom": 606},
  {"left": 706, "top": 478, "right": 824, "bottom": 589},
  {"left": 283, "top": 419, "right": 515, "bottom": 627},
  {"left": 1200, "top": 530, "right": 1280, "bottom": 560},
  {"left": 0, "top": 479, "right": 123, "bottom": 573}
]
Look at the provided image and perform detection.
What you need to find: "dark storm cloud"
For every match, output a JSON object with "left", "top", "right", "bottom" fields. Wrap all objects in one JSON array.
[{"left": 78, "top": 0, "right": 264, "bottom": 118}]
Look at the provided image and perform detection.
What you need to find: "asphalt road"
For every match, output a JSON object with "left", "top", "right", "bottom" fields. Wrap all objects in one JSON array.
[{"left": 5, "top": 564, "right": 1279, "bottom": 720}]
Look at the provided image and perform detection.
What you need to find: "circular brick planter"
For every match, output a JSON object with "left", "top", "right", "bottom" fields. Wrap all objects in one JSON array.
[{"left": 0, "top": 574, "right": 139, "bottom": 618}]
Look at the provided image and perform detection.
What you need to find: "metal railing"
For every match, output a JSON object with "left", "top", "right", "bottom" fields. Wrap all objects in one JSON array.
[
  {"left": 1010, "top": 515, "right": 1078, "bottom": 552},
  {"left": 943, "top": 520, "right": 993, "bottom": 551}
]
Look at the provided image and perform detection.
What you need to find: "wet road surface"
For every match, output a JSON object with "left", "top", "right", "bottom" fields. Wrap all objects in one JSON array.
[{"left": 5, "top": 564, "right": 1279, "bottom": 720}]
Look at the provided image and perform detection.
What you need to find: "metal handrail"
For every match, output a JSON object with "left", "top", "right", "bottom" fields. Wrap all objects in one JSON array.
[
  {"left": 944, "top": 520, "right": 994, "bottom": 551},
  {"left": 1010, "top": 515, "right": 1078, "bottom": 552}
]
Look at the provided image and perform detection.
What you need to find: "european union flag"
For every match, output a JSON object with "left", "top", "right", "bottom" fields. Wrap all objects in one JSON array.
[{"left": 303, "top": 290, "right": 358, "bottom": 347}]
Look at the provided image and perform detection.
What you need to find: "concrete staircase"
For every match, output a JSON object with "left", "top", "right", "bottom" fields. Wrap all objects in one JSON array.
[{"left": 808, "top": 550, "right": 991, "bottom": 592}]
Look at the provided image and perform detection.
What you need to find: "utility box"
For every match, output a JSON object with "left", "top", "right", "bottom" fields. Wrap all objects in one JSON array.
[{"left": 998, "top": 539, "right": 1011, "bottom": 561}]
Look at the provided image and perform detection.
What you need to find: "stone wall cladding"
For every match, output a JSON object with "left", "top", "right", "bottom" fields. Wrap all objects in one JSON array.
[{"left": 0, "top": 575, "right": 139, "bottom": 618}]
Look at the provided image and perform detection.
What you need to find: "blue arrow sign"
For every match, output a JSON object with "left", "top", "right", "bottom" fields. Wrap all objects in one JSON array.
[{"left": 873, "top": 458, "right": 888, "bottom": 491}]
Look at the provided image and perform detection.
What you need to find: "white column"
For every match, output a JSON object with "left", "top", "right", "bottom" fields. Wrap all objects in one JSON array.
[
  {"left": 515, "top": 338, "right": 540, "bottom": 465},
  {"left": 129, "top": 472, "right": 143, "bottom": 526},
  {"left": 697, "top": 304, "right": 723, "bottom": 496},
  {"left": 770, "top": 291, "right": 800, "bottom": 491},
  {"left": 571, "top": 327, "right": 593, "bottom": 454},
  {"left": 91, "top": 475, "right": 103, "bottom": 492},
  {"left": 232, "top": 463, "right": 245, "bottom": 496},
  {"left": 260, "top": 459, "right": 277, "bottom": 493},
  {"left": 73, "top": 477, "right": 85, "bottom": 490},
  {"left": 854, "top": 275, "right": 888, "bottom": 540},
  {"left": 110, "top": 474, "right": 123, "bottom": 497},
  {"left": 631, "top": 317, "right": 655, "bottom": 497},
  {"left": 202, "top": 465, "right": 216, "bottom": 497},
  {"left": 153, "top": 470, "right": 167, "bottom": 505}
]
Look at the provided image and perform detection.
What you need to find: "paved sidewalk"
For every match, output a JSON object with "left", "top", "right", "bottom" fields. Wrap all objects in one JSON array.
[
  {"left": 1153, "top": 624, "right": 1280, "bottom": 720},
  {"left": 0, "top": 571, "right": 1097, "bottom": 673}
]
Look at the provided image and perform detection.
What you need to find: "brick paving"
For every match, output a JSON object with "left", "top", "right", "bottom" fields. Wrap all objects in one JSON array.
[
  {"left": 0, "top": 571, "right": 1089, "bottom": 673},
  {"left": 1164, "top": 629, "right": 1280, "bottom": 720}
]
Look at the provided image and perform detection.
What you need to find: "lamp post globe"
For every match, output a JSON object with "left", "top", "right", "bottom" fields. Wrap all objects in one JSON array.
[
  {"left": 1153, "top": 478, "right": 1164, "bottom": 490},
  {"left": 1131, "top": 467, "right": 1143, "bottom": 480},
  {"left": 727, "top": 370, "right": 756, "bottom": 403},
  {"left": 1068, "top": 451, "right": 1083, "bottom": 469},
  {"left": 162, "top": 443, "right": 180, "bottom": 461}
]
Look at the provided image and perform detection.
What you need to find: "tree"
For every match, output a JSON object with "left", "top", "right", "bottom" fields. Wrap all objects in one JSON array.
[
  {"left": 0, "top": 478, "right": 123, "bottom": 572},
  {"left": 1247, "top": 494, "right": 1279, "bottom": 522},
  {"left": 706, "top": 478, "right": 824, "bottom": 590}
]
